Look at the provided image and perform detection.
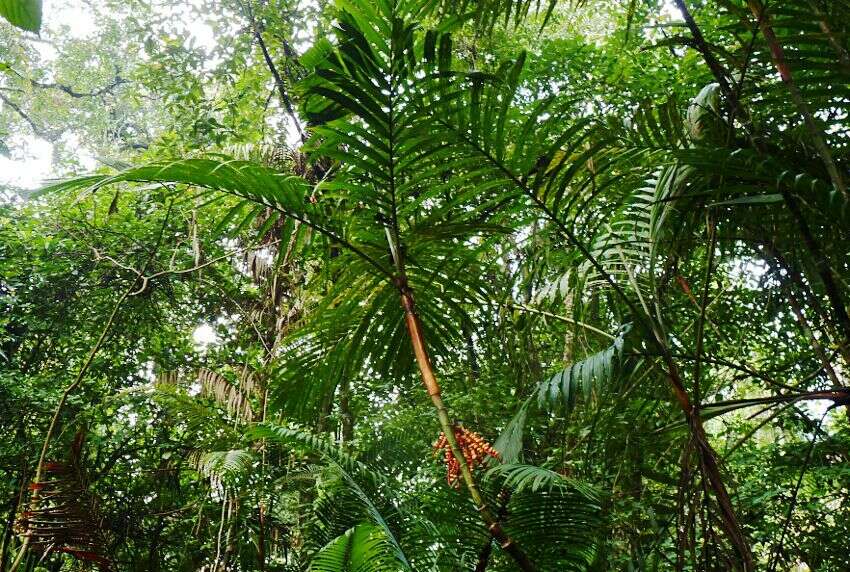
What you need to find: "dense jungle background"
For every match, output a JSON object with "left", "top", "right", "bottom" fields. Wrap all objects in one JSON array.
[{"left": 1, "top": 0, "right": 850, "bottom": 569}]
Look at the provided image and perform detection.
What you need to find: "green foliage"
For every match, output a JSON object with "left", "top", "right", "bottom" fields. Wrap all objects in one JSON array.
[
  {"left": 4, "top": 0, "right": 850, "bottom": 570},
  {"left": 0, "top": 0, "right": 41, "bottom": 32},
  {"left": 537, "top": 324, "right": 635, "bottom": 411},
  {"left": 310, "top": 524, "right": 402, "bottom": 572}
]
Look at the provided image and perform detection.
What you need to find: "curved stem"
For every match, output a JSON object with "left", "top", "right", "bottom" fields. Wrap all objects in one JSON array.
[
  {"left": 767, "top": 411, "right": 828, "bottom": 571},
  {"left": 693, "top": 212, "right": 717, "bottom": 405},
  {"left": 399, "top": 287, "right": 536, "bottom": 571},
  {"left": 10, "top": 203, "right": 172, "bottom": 571}
]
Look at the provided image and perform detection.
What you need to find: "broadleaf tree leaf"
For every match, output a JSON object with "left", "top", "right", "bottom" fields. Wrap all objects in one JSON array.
[{"left": 0, "top": 0, "right": 42, "bottom": 33}]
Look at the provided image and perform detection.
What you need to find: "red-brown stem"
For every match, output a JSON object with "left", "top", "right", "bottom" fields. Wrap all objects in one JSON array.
[
  {"left": 660, "top": 353, "right": 754, "bottom": 570},
  {"left": 399, "top": 288, "right": 536, "bottom": 571},
  {"left": 746, "top": 0, "right": 848, "bottom": 199}
]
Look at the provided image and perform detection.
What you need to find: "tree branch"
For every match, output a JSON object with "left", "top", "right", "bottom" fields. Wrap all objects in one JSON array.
[
  {"left": 243, "top": 2, "right": 306, "bottom": 143},
  {"left": 0, "top": 91, "right": 59, "bottom": 140}
]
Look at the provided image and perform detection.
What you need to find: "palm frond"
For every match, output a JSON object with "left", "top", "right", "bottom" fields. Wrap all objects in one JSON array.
[
  {"left": 502, "top": 487, "right": 603, "bottom": 570},
  {"left": 484, "top": 462, "right": 599, "bottom": 498},
  {"left": 429, "top": 0, "right": 560, "bottom": 33},
  {"left": 309, "top": 524, "right": 402, "bottom": 572},
  {"left": 188, "top": 448, "right": 257, "bottom": 490},
  {"left": 537, "top": 324, "right": 637, "bottom": 411},
  {"left": 248, "top": 423, "right": 389, "bottom": 486}
]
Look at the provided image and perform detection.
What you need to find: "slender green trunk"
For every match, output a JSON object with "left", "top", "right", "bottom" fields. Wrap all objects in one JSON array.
[{"left": 398, "top": 286, "right": 536, "bottom": 571}]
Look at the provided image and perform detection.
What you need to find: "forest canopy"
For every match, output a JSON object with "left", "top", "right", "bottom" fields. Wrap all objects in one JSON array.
[{"left": 1, "top": 0, "right": 850, "bottom": 570}]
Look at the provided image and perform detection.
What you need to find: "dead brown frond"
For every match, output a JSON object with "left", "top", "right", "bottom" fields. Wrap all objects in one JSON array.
[
  {"left": 198, "top": 368, "right": 255, "bottom": 422},
  {"left": 154, "top": 369, "right": 178, "bottom": 388},
  {"left": 17, "top": 431, "right": 112, "bottom": 570}
]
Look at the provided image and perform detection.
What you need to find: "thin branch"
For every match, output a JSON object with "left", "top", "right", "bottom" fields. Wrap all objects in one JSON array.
[
  {"left": 7, "top": 66, "right": 128, "bottom": 99},
  {"left": 673, "top": 0, "right": 739, "bottom": 114},
  {"left": 130, "top": 239, "right": 282, "bottom": 296},
  {"left": 243, "top": 1, "right": 306, "bottom": 143},
  {"left": 701, "top": 389, "right": 850, "bottom": 416},
  {"left": 508, "top": 302, "right": 616, "bottom": 340}
]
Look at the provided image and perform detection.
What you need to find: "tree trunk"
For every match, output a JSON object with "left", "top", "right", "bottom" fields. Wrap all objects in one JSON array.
[
  {"left": 398, "top": 286, "right": 536, "bottom": 571},
  {"left": 339, "top": 377, "right": 354, "bottom": 444}
]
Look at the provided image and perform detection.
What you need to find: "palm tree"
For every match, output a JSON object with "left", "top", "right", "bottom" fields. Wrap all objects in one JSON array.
[{"left": 35, "top": 0, "right": 850, "bottom": 569}]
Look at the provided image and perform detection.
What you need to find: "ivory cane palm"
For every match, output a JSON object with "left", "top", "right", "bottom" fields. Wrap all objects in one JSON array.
[
  {"left": 12, "top": 0, "right": 850, "bottom": 568},
  {"left": 409, "top": 48, "right": 756, "bottom": 569},
  {"left": 43, "top": 1, "right": 537, "bottom": 568},
  {"left": 45, "top": 0, "right": 833, "bottom": 566}
]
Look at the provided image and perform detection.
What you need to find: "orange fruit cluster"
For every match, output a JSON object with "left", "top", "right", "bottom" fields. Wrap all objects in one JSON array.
[{"left": 433, "top": 427, "right": 500, "bottom": 488}]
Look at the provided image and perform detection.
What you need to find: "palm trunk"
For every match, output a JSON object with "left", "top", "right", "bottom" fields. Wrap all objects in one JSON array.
[
  {"left": 526, "top": 194, "right": 754, "bottom": 568},
  {"left": 257, "top": 503, "right": 266, "bottom": 572},
  {"left": 745, "top": 0, "right": 848, "bottom": 199},
  {"left": 223, "top": 497, "right": 239, "bottom": 570},
  {"left": 398, "top": 286, "right": 535, "bottom": 571},
  {"left": 339, "top": 377, "right": 354, "bottom": 444},
  {"left": 212, "top": 491, "right": 228, "bottom": 572},
  {"left": 744, "top": 1, "right": 850, "bottom": 360}
]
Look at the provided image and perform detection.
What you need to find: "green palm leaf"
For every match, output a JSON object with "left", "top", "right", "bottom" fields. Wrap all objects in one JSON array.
[
  {"left": 537, "top": 324, "right": 636, "bottom": 411},
  {"left": 310, "top": 524, "right": 402, "bottom": 572}
]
